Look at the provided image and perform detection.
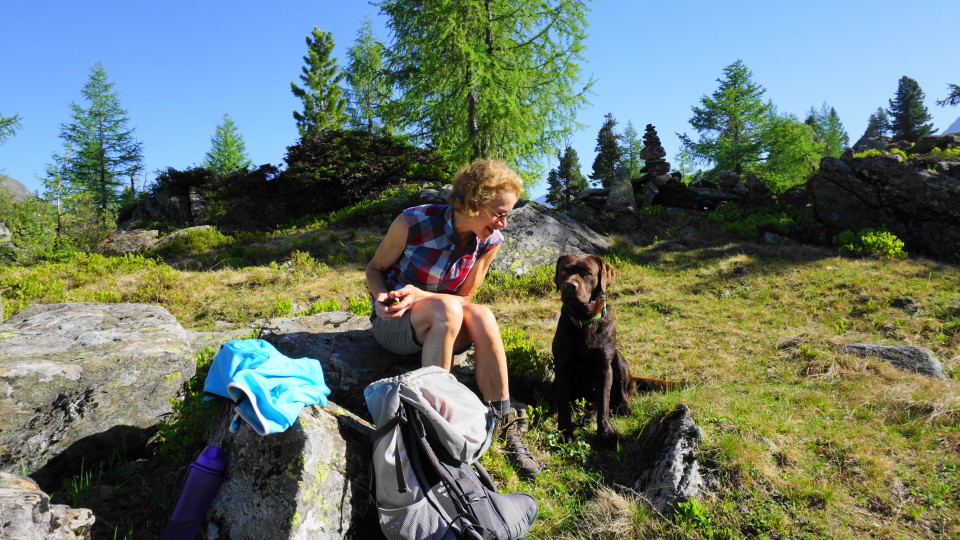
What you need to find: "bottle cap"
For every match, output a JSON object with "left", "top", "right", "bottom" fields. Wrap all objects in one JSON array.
[{"left": 195, "top": 446, "right": 228, "bottom": 473}]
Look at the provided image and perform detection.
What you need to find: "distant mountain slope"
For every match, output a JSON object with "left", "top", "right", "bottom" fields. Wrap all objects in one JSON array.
[
  {"left": 0, "top": 174, "right": 31, "bottom": 202},
  {"left": 943, "top": 116, "right": 960, "bottom": 135}
]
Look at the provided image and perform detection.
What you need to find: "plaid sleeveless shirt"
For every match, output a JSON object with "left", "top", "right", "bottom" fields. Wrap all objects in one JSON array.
[{"left": 385, "top": 204, "right": 504, "bottom": 294}]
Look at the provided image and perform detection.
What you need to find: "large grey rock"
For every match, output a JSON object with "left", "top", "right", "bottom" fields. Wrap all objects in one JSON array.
[
  {"left": 202, "top": 402, "right": 376, "bottom": 539},
  {"left": 633, "top": 404, "right": 704, "bottom": 515},
  {"left": 97, "top": 229, "right": 160, "bottom": 254},
  {"left": 493, "top": 200, "right": 610, "bottom": 275},
  {"left": 843, "top": 343, "right": 948, "bottom": 379},
  {"left": 809, "top": 156, "right": 960, "bottom": 260},
  {"left": 0, "top": 472, "right": 95, "bottom": 539},
  {"left": 908, "top": 133, "right": 960, "bottom": 155},
  {"left": 0, "top": 303, "right": 197, "bottom": 488},
  {"left": 258, "top": 312, "right": 411, "bottom": 413},
  {"left": 0, "top": 174, "right": 31, "bottom": 202}
]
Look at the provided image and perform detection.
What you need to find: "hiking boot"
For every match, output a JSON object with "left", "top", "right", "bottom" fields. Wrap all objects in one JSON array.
[{"left": 495, "top": 408, "right": 541, "bottom": 479}]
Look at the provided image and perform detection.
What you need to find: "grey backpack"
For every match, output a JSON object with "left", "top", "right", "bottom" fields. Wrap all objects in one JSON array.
[{"left": 364, "top": 366, "right": 538, "bottom": 539}]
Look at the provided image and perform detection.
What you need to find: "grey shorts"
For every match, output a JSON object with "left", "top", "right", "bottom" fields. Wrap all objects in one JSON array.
[
  {"left": 370, "top": 310, "right": 423, "bottom": 356},
  {"left": 370, "top": 310, "right": 473, "bottom": 357}
]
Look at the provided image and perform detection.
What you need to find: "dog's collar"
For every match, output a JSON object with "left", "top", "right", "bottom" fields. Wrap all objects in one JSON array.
[{"left": 567, "top": 304, "right": 607, "bottom": 328}]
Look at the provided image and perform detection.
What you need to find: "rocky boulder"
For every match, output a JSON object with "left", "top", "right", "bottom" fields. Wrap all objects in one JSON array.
[
  {"left": 632, "top": 403, "right": 704, "bottom": 515},
  {"left": 201, "top": 401, "right": 376, "bottom": 539},
  {"left": 809, "top": 155, "right": 960, "bottom": 260},
  {"left": 0, "top": 303, "right": 198, "bottom": 488},
  {"left": 98, "top": 229, "right": 160, "bottom": 254},
  {"left": 843, "top": 343, "right": 948, "bottom": 379},
  {"left": 411, "top": 189, "right": 610, "bottom": 274},
  {"left": 0, "top": 472, "right": 95, "bottom": 539},
  {"left": 491, "top": 199, "right": 610, "bottom": 275},
  {"left": 908, "top": 133, "right": 960, "bottom": 155}
]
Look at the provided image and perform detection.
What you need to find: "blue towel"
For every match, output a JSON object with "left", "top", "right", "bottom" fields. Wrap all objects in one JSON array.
[{"left": 203, "top": 339, "right": 331, "bottom": 435}]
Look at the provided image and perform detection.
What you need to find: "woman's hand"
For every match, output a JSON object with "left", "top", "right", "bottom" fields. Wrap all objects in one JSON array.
[{"left": 375, "top": 285, "right": 420, "bottom": 319}]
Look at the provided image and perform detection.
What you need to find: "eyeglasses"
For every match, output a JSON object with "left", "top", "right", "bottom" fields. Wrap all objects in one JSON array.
[{"left": 486, "top": 205, "right": 514, "bottom": 222}]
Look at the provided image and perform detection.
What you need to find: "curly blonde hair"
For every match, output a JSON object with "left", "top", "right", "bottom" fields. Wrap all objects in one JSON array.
[{"left": 447, "top": 159, "right": 524, "bottom": 216}]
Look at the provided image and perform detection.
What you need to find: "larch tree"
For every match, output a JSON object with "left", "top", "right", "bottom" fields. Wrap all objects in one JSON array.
[
  {"left": 291, "top": 27, "right": 349, "bottom": 138},
  {"left": 545, "top": 144, "right": 587, "bottom": 210},
  {"left": 590, "top": 113, "right": 621, "bottom": 188},
  {"left": 202, "top": 113, "right": 253, "bottom": 175},
  {"left": 618, "top": 120, "right": 644, "bottom": 178},
  {"left": 760, "top": 109, "right": 824, "bottom": 190},
  {"left": 0, "top": 113, "right": 21, "bottom": 144},
  {"left": 377, "top": 0, "right": 592, "bottom": 178},
  {"left": 886, "top": 76, "right": 934, "bottom": 142},
  {"left": 345, "top": 16, "right": 394, "bottom": 134},
  {"left": 864, "top": 107, "right": 890, "bottom": 138},
  {"left": 54, "top": 61, "right": 143, "bottom": 220},
  {"left": 805, "top": 103, "right": 849, "bottom": 158},
  {"left": 678, "top": 59, "right": 770, "bottom": 175}
]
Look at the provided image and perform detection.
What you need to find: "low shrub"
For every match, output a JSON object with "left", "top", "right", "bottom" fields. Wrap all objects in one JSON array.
[
  {"left": 833, "top": 228, "right": 907, "bottom": 259},
  {"left": 852, "top": 149, "right": 882, "bottom": 159},
  {"left": 475, "top": 265, "right": 554, "bottom": 303},
  {"left": 150, "top": 227, "right": 233, "bottom": 258}
]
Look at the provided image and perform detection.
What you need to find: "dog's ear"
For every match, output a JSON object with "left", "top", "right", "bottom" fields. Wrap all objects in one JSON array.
[
  {"left": 554, "top": 255, "right": 567, "bottom": 291},
  {"left": 595, "top": 255, "right": 616, "bottom": 293}
]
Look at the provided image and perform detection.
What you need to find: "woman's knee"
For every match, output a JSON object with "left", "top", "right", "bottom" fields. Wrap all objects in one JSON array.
[
  {"left": 462, "top": 304, "right": 499, "bottom": 336},
  {"left": 413, "top": 296, "right": 464, "bottom": 333}
]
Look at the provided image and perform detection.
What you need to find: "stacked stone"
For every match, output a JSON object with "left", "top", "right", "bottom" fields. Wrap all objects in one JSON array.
[{"left": 638, "top": 124, "right": 672, "bottom": 186}]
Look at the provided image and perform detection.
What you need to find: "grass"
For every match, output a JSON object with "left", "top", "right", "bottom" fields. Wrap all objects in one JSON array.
[{"left": 2, "top": 210, "right": 958, "bottom": 539}]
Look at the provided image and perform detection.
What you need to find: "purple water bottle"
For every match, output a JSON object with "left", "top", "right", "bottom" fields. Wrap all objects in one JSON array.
[{"left": 160, "top": 446, "right": 228, "bottom": 540}]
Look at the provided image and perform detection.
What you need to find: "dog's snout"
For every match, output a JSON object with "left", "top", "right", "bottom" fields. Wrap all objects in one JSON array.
[{"left": 561, "top": 280, "right": 578, "bottom": 293}]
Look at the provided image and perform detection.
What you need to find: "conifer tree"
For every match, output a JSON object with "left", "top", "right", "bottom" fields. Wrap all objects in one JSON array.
[
  {"left": 679, "top": 60, "right": 770, "bottom": 175},
  {"left": 0, "top": 113, "right": 21, "bottom": 144},
  {"left": 590, "top": 113, "right": 621, "bottom": 188},
  {"left": 618, "top": 120, "right": 644, "bottom": 178},
  {"left": 864, "top": 108, "right": 890, "bottom": 138},
  {"left": 202, "top": 114, "right": 253, "bottom": 175},
  {"left": 937, "top": 83, "right": 960, "bottom": 107},
  {"left": 345, "top": 17, "right": 394, "bottom": 134},
  {"left": 291, "top": 27, "right": 349, "bottom": 138},
  {"left": 378, "top": 0, "right": 591, "bottom": 178},
  {"left": 805, "top": 103, "right": 849, "bottom": 158},
  {"left": 53, "top": 61, "right": 143, "bottom": 219},
  {"left": 886, "top": 76, "right": 934, "bottom": 142},
  {"left": 546, "top": 145, "right": 587, "bottom": 210}
]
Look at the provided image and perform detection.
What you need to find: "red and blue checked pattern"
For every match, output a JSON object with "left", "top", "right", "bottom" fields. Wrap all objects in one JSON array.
[{"left": 386, "top": 204, "right": 503, "bottom": 294}]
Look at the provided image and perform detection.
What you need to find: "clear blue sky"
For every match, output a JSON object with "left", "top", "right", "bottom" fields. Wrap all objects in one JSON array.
[{"left": 3, "top": 0, "right": 958, "bottom": 201}]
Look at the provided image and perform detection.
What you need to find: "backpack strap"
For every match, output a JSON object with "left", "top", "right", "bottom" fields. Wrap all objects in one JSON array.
[{"left": 407, "top": 404, "right": 499, "bottom": 540}]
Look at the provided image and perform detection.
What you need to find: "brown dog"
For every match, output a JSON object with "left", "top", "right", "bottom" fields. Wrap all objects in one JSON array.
[{"left": 552, "top": 254, "right": 685, "bottom": 443}]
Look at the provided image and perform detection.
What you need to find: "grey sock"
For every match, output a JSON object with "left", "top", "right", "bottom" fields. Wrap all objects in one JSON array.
[{"left": 489, "top": 399, "right": 511, "bottom": 418}]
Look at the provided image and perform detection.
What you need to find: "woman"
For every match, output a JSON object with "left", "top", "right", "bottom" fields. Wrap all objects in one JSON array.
[{"left": 365, "top": 159, "right": 540, "bottom": 478}]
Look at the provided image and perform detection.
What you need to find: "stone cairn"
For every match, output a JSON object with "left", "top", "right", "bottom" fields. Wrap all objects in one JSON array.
[
  {"left": 631, "top": 124, "right": 673, "bottom": 207},
  {"left": 637, "top": 124, "right": 672, "bottom": 186}
]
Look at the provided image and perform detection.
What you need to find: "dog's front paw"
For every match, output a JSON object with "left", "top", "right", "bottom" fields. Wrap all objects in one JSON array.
[
  {"left": 613, "top": 404, "right": 633, "bottom": 417},
  {"left": 559, "top": 430, "right": 575, "bottom": 445},
  {"left": 593, "top": 427, "right": 619, "bottom": 448}
]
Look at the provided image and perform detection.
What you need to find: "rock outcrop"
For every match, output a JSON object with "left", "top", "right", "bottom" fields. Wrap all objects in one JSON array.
[
  {"left": 0, "top": 303, "right": 198, "bottom": 488},
  {"left": 0, "top": 472, "right": 95, "bottom": 539},
  {"left": 809, "top": 155, "right": 960, "bottom": 260}
]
